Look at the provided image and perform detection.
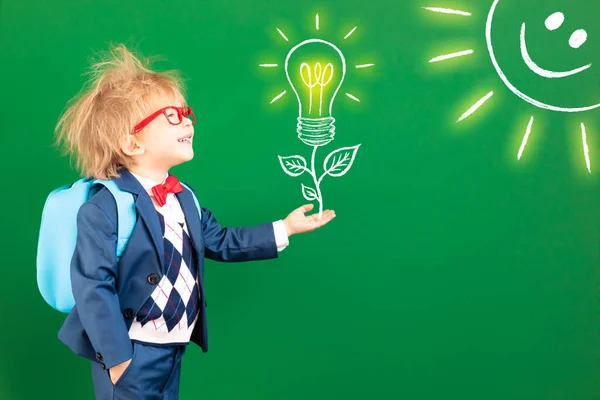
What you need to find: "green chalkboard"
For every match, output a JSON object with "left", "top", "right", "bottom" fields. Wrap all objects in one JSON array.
[{"left": 2, "top": 0, "right": 600, "bottom": 398}]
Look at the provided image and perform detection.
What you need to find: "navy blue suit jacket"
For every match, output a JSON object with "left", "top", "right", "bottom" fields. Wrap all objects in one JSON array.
[{"left": 58, "top": 169, "right": 279, "bottom": 369}]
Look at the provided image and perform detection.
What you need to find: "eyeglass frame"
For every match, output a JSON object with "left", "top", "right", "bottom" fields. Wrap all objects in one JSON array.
[{"left": 131, "top": 105, "right": 196, "bottom": 134}]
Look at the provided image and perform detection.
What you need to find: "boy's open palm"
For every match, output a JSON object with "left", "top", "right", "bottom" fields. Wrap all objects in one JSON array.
[{"left": 283, "top": 204, "right": 336, "bottom": 236}]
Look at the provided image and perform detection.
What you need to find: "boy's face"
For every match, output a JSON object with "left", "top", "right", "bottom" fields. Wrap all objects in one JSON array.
[{"left": 134, "top": 94, "right": 195, "bottom": 171}]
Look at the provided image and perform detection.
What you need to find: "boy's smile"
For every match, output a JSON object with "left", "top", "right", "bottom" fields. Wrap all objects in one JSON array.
[{"left": 177, "top": 133, "right": 193, "bottom": 144}]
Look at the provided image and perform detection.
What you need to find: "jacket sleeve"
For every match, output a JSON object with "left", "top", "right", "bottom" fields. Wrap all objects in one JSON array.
[
  {"left": 201, "top": 206, "right": 279, "bottom": 262},
  {"left": 70, "top": 201, "right": 132, "bottom": 369}
]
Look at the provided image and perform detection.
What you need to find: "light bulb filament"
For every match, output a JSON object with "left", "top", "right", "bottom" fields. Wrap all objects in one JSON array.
[{"left": 300, "top": 62, "right": 335, "bottom": 116}]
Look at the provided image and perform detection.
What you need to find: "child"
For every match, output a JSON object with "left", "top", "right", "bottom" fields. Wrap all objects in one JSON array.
[{"left": 55, "top": 44, "right": 335, "bottom": 400}]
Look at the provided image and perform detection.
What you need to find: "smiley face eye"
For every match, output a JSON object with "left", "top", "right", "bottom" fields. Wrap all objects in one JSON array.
[
  {"left": 569, "top": 29, "right": 588, "bottom": 48},
  {"left": 545, "top": 12, "right": 564, "bottom": 31},
  {"left": 543, "top": 12, "right": 588, "bottom": 49}
]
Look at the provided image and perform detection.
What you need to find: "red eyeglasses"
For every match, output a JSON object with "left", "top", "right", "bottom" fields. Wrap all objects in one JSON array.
[{"left": 132, "top": 106, "right": 196, "bottom": 134}]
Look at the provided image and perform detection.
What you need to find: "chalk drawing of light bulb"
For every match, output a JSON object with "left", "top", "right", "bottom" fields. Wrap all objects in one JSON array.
[
  {"left": 260, "top": 14, "right": 373, "bottom": 217},
  {"left": 286, "top": 39, "right": 345, "bottom": 146}
]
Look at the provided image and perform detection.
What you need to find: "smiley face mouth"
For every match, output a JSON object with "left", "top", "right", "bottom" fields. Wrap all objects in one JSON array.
[{"left": 520, "top": 23, "right": 591, "bottom": 78}]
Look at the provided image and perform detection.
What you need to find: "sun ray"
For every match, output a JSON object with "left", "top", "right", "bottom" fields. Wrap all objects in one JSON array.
[
  {"left": 457, "top": 91, "right": 494, "bottom": 122},
  {"left": 316, "top": 13, "right": 319, "bottom": 30},
  {"left": 270, "top": 90, "right": 287, "bottom": 104},
  {"left": 424, "top": 7, "right": 472, "bottom": 16},
  {"left": 356, "top": 63, "right": 375, "bottom": 68},
  {"left": 344, "top": 26, "right": 357, "bottom": 39},
  {"left": 429, "top": 49, "right": 473, "bottom": 63},
  {"left": 517, "top": 116, "right": 534, "bottom": 160},
  {"left": 259, "top": 64, "right": 278, "bottom": 67},
  {"left": 581, "top": 123, "right": 591, "bottom": 173},
  {"left": 346, "top": 93, "right": 360, "bottom": 102},
  {"left": 276, "top": 28, "right": 289, "bottom": 41}
]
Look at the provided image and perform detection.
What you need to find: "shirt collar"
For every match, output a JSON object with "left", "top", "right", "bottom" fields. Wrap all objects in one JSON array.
[{"left": 129, "top": 171, "right": 169, "bottom": 196}]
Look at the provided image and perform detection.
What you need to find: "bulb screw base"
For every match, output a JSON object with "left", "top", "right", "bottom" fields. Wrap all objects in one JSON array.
[{"left": 297, "top": 117, "right": 335, "bottom": 146}]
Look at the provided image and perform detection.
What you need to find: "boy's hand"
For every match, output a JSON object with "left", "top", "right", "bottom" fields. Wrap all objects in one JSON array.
[
  {"left": 109, "top": 358, "right": 132, "bottom": 385},
  {"left": 283, "top": 204, "right": 336, "bottom": 236}
]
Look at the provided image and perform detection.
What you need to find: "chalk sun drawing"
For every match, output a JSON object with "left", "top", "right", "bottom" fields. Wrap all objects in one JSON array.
[
  {"left": 260, "top": 13, "right": 373, "bottom": 216},
  {"left": 424, "top": 1, "right": 596, "bottom": 173}
]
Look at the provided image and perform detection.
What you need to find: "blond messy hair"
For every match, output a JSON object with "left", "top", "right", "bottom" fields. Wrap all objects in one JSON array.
[{"left": 55, "top": 44, "right": 187, "bottom": 179}]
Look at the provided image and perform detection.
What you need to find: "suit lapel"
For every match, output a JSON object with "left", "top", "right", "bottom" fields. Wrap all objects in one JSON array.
[
  {"left": 175, "top": 186, "right": 205, "bottom": 293},
  {"left": 175, "top": 188, "right": 203, "bottom": 252},
  {"left": 114, "top": 169, "right": 165, "bottom": 271},
  {"left": 135, "top": 194, "right": 165, "bottom": 270}
]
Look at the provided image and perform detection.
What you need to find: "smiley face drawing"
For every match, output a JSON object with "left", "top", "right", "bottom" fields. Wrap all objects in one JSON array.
[{"left": 486, "top": 0, "right": 600, "bottom": 112}]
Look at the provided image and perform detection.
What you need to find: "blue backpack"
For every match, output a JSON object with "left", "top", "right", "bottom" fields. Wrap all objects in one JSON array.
[{"left": 36, "top": 177, "right": 200, "bottom": 313}]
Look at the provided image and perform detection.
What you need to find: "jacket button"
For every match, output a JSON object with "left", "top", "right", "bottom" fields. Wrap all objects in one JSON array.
[
  {"left": 100, "top": 362, "right": 106, "bottom": 370},
  {"left": 95, "top": 352, "right": 103, "bottom": 361},
  {"left": 123, "top": 308, "right": 135, "bottom": 319},
  {"left": 147, "top": 273, "right": 159, "bottom": 285}
]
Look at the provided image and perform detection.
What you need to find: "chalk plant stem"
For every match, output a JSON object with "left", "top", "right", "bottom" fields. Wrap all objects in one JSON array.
[{"left": 310, "top": 145, "right": 324, "bottom": 217}]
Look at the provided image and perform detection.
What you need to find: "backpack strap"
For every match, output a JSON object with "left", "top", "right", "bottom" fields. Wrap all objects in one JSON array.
[
  {"left": 93, "top": 179, "right": 137, "bottom": 260},
  {"left": 89, "top": 180, "right": 196, "bottom": 259}
]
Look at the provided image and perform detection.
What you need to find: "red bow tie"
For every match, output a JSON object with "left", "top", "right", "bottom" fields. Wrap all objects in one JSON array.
[{"left": 151, "top": 175, "right": 184, "bottom": 207}]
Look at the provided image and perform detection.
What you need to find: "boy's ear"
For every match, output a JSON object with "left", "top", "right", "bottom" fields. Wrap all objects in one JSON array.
[{"left": 120, "top": 134, "right": 144, "bottom": 156}]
